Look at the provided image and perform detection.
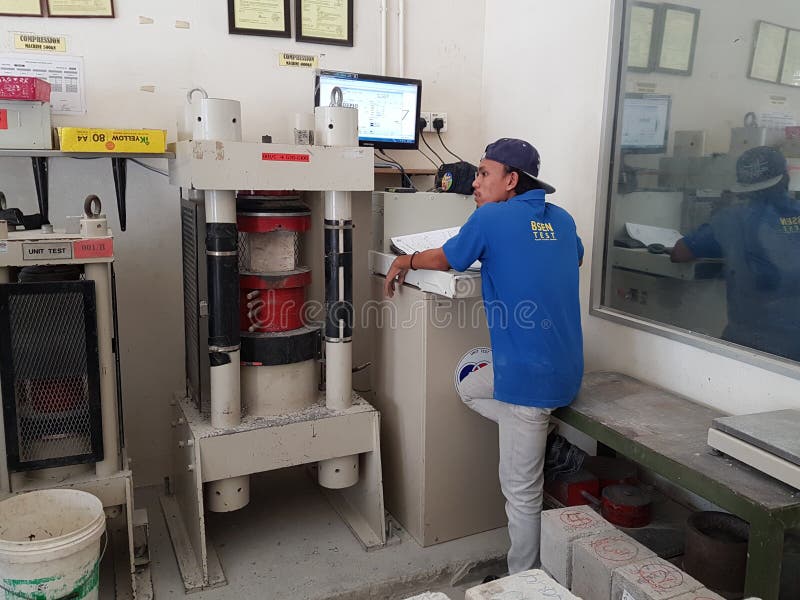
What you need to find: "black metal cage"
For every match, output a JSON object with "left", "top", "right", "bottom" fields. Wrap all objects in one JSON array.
[{"left": 0, "top": 281, "right": 104, "bottom": 471}]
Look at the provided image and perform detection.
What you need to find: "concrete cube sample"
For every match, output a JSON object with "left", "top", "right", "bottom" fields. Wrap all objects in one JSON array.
[
  {"left": 402, "top": 593, "right": 452, "bottom": 600},
  {"left": 465, "top": 569, "right": 580, "bottom": 600},
  {"left": 572, "top": 531, "right": 656, "bottom": 600},
  {"left": 670, "top": 590, "right": 726, "bottom": 600},
  {"left": 611, "top": 557, "right": 703, "bottom": 600},
  {"left": 540, "top": 506, "right": 615, "bottom": 586}
]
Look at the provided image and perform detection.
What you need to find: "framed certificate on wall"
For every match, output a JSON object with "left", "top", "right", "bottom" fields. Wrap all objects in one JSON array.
[
  {"left": 228, "top": 0, "right": 291, "bottom": 38},
  {"left": 654, "top": 3, "right": 699, "bottom": 75},
  {"left": 0, "top": 0, "right": 43, "bottom": 16},
  {"left": 627, "top": 2, "right": 658, "bottom": 71},
  {"left": 296, "top": 0, "right": 353, "bottom": 47},
  {"left": 46, "top": 0, "right": 114, "bottom": 17}
]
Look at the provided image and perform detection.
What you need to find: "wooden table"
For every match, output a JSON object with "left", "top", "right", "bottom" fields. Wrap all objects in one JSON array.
[{"left": 555, "top": 371, "right": 800, "bottom": 600}]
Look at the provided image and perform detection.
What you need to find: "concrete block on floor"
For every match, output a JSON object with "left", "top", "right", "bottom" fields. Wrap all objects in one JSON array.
[
  {"left": 670, "top": 589, "right": 726, "bottom": 600},
  {"left": 402, "top": 593, "right": 452, "bottom": 600},
  {"left": 611, "top": 557, "right": 703, "bottom": 600},
  {"left": 540, "top": 506, "right": 615, "bottom": 587},
  {"left": 571, "top": 531, "right": 656, "bottom": 600},
  {"left": 465, "top": 569, "right": 579, "bottom": 600}
]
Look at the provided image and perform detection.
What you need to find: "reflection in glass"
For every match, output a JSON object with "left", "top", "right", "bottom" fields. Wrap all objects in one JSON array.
[{"left": 603, "top": 0, "right": 800, "bottom": 363}]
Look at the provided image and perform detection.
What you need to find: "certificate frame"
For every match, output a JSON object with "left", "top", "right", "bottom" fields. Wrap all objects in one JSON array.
[
  {"left": 228, "top": 0, "right": 291, "bottom": 38},
  {"left": 45, "top": 0, "right": 114, "bottom": 18},
  {"left": 780, "top": 28, "right": 800, "bottom": 87},
  {"left": 0, "top": 0, "right": 44, "bottom": 17},
  {"left": 627, "top": 2, "right": 658, "bottom": 72},
  {"left": 295, "top": 0, "right": 354, "bottom": 47},
  {"left": 654, "top": 3, "right": 699, "bottom": 76},
  {"left": 749, "top": 20, "right": 787, "bottom": 84}
]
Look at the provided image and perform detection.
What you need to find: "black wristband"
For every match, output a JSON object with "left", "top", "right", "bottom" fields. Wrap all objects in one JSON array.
[{"left": 410, "top": 251, "right": 419, "bottom": 270}]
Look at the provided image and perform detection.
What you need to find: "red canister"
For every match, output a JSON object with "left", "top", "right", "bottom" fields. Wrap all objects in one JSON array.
[{"left": 600, "top": 484, "right": 652, "bottom": 528}]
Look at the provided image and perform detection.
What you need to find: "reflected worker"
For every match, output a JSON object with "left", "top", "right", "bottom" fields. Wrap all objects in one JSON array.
[
  {"left": 671, "top": 146, "right": 800, "bottom": 361},
  {"left": 384, "top": 138, "right": 584, "bottom": 574}
]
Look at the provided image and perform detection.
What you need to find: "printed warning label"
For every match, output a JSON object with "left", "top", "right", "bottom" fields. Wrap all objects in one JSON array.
[{"left": 262, "top": 152, "right": 310, "bottom": 162}]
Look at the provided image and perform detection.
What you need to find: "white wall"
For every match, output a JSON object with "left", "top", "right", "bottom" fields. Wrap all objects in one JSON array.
[
  {"left": 0, "top": 0, "right": 487, "bottom": 486},
  {"left": 482, "top": 0, "right": 800, "bottom": 416}
]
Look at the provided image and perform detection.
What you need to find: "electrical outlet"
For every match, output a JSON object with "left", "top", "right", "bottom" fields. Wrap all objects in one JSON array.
[
  {"left": 420, "top": 111, "right": 433, "bottom": 133},
  {"left": 431, "top": 112, "right": 448, "bottom": 133}
]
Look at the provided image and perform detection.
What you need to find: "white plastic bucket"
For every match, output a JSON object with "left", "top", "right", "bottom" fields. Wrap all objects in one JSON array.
[{"left": 0, "top": 490, "right": 105, "bottom": 600}]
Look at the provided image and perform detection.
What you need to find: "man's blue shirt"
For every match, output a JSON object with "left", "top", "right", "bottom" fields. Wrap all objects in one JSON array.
[
  {"left": 442, "top": 189, "right": 584, "bottom": 408},
  {"left": 683, "top": 193, "right": 800, "bottom": 360}
]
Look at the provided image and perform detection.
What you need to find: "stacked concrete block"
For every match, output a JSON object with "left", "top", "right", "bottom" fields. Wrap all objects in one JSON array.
[
  {"left": 670, "top": 590, "right": 726, "bottom": 600},
  {"left": 402, "top": 593, "right": 452, "bottom": 600},
  {"left": 465, "top": 569, "right": 580, "bottom": 600},
  {"left": 571, "top": 531, "right": 656, "bottom": 600},
  {"left": 611, "top": 557, "right": 703, "bottom": 600},
  {"left": 541, "top": 506, "right": 615, "bottom": 586}
]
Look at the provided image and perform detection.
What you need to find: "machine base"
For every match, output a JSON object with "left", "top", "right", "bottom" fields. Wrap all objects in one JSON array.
[{"left": 161, "top": 392, "right": 387, "bottom": 592}]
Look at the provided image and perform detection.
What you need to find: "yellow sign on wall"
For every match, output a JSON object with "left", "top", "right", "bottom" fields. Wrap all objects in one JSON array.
[
  {"left": 279, "top": 53, "right": 318, "bottom": 69},
  {"left": 14, "top": 33, "right": 67, "bottom": 53}
]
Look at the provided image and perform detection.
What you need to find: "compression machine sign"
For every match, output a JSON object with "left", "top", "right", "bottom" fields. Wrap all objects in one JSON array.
[{"left": 454, "top": 347, "right": 493, "bottom": 397}]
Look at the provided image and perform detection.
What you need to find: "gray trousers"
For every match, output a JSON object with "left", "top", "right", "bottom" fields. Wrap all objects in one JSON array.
[{"left": 458, "top": 364, "right": 552, "bottom": 574}]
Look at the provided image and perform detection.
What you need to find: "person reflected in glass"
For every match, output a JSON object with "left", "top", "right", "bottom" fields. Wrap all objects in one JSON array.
[{"left": 671, "top": 146, "right": 800, "bottom": 361}]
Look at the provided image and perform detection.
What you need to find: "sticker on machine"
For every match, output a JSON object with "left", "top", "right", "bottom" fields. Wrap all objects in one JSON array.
[
  {"left": 73, "top": 238, "right": 113, "bottom": 259},
  {"left": 262, "top": 152, "right": 310, "bottom": 162},
  {"left": 0, "top": 241, "right": 7, "bottom": 253},
  {"left": 454, "top": 347, "right": 493, "bottom": 398}
]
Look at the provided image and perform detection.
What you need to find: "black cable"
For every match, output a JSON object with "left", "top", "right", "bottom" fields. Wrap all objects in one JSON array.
[
  {"left": 420, "top": 133, "right": 445, "bottom": 165},
  {"left": 417, "top": 147, "right": 439, "bottom": 169},
  {"left": 377, "top": 150, "right": 415, "bottom": 189},
  {"left": 436, "top": 130, "right": 463, "bottom": 162}
]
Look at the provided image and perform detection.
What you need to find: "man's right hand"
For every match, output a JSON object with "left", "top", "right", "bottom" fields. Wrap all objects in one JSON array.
[{"left": 670, "top": 238, "right": 695, "bottom": 263}]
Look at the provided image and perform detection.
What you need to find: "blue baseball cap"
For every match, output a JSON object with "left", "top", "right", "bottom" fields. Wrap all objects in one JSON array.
[
  {"left": 731, "top": 146, "right": 787, "bottom": 193},
  {"left": 483, "top": 138, "right": 556, "bottom": 194}
]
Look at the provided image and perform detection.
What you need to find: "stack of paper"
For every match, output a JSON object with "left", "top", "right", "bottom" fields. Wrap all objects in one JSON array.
[
  {"left": 625, "top": 222, "right": 682, "bottom": 248},
  {"left": 390, "top": 227, "right": 480, "bottom": 271}
]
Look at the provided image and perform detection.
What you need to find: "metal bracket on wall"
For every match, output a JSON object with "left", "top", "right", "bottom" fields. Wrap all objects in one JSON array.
[
  {"left": 111, "top": 157, "right": 128, "bottom": 232},
  {"left": 30, "top": 157, "right": 49, "bottom": 225}
]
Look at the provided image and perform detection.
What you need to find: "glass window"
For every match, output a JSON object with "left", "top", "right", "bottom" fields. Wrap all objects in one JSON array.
[{"left": 600, "top": 0, "right": 800, "bottom": 364}]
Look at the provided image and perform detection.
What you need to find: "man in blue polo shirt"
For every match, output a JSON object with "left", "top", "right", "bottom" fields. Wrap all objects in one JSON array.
[
  {"left": 671, "top": 145, "right": 800, "bottom": 361},
  {"left": 384, "top": 138, "right": 584, "bottom": 574}
]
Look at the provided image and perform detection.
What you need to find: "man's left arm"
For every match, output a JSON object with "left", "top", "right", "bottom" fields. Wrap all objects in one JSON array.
[{"left": 384, "top": 248, "right": 450, "bottom": 298}]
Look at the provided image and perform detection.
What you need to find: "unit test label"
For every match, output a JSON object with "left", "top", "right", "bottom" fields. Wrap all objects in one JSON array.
[{"left": 22, "top": 242, "right": 72, "bottom": 260}]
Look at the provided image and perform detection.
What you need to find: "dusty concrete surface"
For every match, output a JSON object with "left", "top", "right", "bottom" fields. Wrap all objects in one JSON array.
[{"left": 135, "top": 466, "right": 509, "bottom": 599}]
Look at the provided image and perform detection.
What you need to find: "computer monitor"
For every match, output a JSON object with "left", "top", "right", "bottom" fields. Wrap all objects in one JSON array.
[
  {"left": 315, "top": 70, "right": 422, "bottom": 150},
  {"left": 620, "top": 93, "right": 671, "bottom": 154}
]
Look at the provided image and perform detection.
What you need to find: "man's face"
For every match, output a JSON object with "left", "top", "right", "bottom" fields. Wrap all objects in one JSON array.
[{"left": 472, "top": 158, "right": 517, "bottom": 207}]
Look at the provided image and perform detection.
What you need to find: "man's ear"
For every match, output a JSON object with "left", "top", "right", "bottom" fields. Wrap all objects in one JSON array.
[{"left": 506, "top": 170, "right": 518, "bottom": 192}]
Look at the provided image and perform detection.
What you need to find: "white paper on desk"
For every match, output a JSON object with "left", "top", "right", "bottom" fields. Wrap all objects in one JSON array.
[
  {"left": 625, "top": 222, "right": 682, "bottom": 248},
  {"left": 391, "top": 227, "right": 481, "bottom": 271}
]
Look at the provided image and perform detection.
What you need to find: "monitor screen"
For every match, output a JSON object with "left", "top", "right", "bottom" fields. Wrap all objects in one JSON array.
[
  {"left": 620, "top": 93, "right": 671, "bottom": 153},
  {"left": 315, "top": 70, "right": 422, "bottom": 150}
]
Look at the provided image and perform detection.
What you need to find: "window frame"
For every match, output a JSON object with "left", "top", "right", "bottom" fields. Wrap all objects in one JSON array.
[{"left": 590, "top": 0, "right": 800, "bottom": 380}]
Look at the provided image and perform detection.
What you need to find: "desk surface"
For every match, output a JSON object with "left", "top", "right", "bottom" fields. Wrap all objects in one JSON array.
[{"left": 556, "top": 372, "right": 800, "bottom": 514}]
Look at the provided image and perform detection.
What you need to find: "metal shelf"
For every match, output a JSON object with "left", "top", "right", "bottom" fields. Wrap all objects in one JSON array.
[{"left": 0, "top": 150, "right": 174, "bottom": 159}]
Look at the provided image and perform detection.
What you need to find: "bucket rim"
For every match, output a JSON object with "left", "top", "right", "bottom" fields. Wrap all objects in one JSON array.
[{"left": 0, "top": 490, "right": 105, "bottom": 553}]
